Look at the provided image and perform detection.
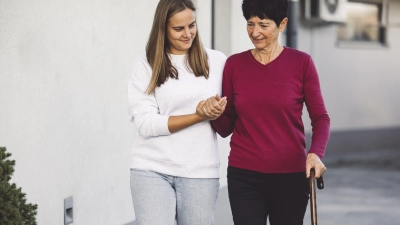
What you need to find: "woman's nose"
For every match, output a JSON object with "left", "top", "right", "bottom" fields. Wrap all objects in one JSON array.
[
  {"left": 183, "top": 28, "right": 191, "bottom": 37},
  {"left": 253, "top": 25, "right": 262, "bottom": 35}
]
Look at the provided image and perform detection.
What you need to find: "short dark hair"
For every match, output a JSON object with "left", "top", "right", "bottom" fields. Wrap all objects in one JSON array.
[{"left": 242, "top": 0, "right": 288, "bottom": 27}]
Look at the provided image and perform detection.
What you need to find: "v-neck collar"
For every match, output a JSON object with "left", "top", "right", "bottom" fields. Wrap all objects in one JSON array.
[{"left": 247, "top": 47, "right": 287, "bottom": 68}]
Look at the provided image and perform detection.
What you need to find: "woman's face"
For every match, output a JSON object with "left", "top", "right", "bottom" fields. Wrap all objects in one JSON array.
[
  {"left": 166, "top": 8, "right": 197, "bottom": 55},
  {"left": 246, "top": 16, "right": 287, "bottom": 49}
]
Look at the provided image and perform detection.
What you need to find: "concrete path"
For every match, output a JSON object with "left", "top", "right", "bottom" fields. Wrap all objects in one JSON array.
[
  {"left": 303, "top": 167, "right": 400, "bottom": 225},
  {"left": 215, "top": 149, "right": 400, "bottom": 225},
  {"left": 128, "top": 148, "right": 400, "bottom": 225}
]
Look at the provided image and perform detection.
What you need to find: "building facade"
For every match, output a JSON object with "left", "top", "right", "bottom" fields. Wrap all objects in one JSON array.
[{"left": 0, "top": 0, "right": 399, "bottom": 224}]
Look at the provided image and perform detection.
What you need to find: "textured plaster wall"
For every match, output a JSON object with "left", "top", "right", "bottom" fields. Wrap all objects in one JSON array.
[
  {"left": 0, "top": 0, "right": 219, "bottom": 223},
  {"left": 0, "top": 0, "right": 160, "bottom": 224}
]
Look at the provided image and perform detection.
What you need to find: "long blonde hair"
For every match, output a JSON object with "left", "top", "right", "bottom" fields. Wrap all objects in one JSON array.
[{"left": 145, "top": 0, "right": 209, "bottom": 94}]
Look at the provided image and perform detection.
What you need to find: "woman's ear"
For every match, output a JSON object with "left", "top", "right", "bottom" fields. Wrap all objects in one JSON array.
[{"left": 279, "top": 17, "right": 288, "bottom": 32}]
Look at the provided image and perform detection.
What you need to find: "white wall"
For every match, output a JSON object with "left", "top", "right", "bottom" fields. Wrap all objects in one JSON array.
[
  {"left": 194, "top": 0, "right": 212, "bottom": 48},
  {"left": 297, "top": 0, "right": 400, "bottom": 132},
  {"left": 230, "top": 0, "right": 256, "bottom": 55},
  {"left": 0, "top": 0, "right": 234, "bottom": 223},
  {"left": 0, "top": 0, "right": 160, "bottom": 224},
  {"left": 214, "top": 0, "right": 232, "bottom": 56}
]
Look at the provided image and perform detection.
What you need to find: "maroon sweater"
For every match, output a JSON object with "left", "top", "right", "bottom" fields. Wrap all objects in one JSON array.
[{"left": 212, "top": 48, "right": 330, "bottom": 173}]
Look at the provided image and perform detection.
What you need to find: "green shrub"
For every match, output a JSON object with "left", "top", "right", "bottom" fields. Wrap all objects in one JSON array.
[{"left": 0, "top": 147, "right": 38, "bottom": 225}]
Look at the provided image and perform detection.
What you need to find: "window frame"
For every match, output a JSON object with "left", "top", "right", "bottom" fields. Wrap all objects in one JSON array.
[{"left": 336, "top": 0, "right": 389, "bottom": 49}]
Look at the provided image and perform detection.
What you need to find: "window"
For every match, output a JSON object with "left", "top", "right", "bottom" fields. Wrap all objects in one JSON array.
[{"left": 337, "top": 0, "right": 387, "bottom": 47}]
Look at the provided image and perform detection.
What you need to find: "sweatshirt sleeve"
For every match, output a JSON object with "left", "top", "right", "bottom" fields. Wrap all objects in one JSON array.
[
  {"left": 211, "top": 58, "right": 237, "bottom": 137},
  {"left": 303, "top": 56, "right": 330, "bottom": 159},
  {"left": 128, "top": 58, "right": 171, "bottom": 138}
]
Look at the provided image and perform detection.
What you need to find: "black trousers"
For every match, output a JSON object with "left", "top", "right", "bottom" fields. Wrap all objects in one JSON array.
[{"left": 227, "top": 166, "right": 310, "bottom": 225}]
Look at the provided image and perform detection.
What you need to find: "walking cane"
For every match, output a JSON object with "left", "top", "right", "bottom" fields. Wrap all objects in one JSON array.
[{"left": 309, "top": 168, "right": 324, "bottom": 225}]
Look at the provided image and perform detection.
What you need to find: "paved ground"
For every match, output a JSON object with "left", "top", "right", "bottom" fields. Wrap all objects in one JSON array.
[
  {"left": 215, "top": 148, "right": 400, "bottom": 225},
  {"left": 127, "top": 148, "right": 400, "bottom": 225}
]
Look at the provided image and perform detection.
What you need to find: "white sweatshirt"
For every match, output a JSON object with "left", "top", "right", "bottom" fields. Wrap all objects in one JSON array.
[{"left": 128, "top": 48, "right": 226, "bottom": 178}]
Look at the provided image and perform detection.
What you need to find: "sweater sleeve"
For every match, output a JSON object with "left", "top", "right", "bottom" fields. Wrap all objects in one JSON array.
[
  {"left": 128, "top": 58, "right": 171, "bottom": 138},
  {"left": 303, "top": 56, "right": 330, "bottom": 159},
  {"left": 211, "top": 58, "right": 237, "bottom": 138}
]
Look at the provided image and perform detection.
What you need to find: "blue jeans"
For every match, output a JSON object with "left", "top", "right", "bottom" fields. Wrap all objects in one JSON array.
[{"left": 130, "top": 169, "right": 219, "bottom": 225}]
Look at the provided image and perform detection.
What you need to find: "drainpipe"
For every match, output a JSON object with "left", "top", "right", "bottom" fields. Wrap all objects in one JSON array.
[{"left": 287, "top": 0, "right": 299, "bottom": 49}]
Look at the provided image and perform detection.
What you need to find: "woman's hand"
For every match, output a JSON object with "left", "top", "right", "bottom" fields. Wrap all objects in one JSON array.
[
  {"left": 306, "top": 153, "right": 327, "bottom": 179},
  {"left": 209, "top": 98, "right": 227, "bottom": 120},
  {"left": 169, "top": 99, "right": 225, "bottom": 134},
  {"left": 196, "top": 95, "right": 227, "bottom": 120},
  {"left": 202, "top": 94, "right": 227, "bottom": 118},
  {"left": 196, "top": 100, "right": 208, "bottom": 118}
]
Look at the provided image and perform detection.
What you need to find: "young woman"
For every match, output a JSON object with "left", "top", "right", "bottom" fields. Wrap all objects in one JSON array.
[{"left": 127, "top": 0, "right": 227, "bottom": 224}]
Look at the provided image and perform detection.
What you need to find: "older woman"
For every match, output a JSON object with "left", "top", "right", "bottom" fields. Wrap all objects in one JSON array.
[{"left": 203, "top": 0, "right": 330, "bottom": 224}]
